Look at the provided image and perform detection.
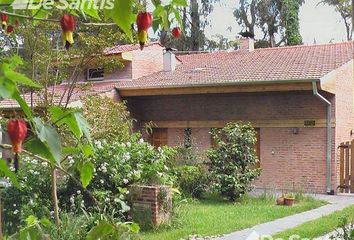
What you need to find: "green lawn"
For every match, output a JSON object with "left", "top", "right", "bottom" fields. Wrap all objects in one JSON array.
[
  {"left": 273, "top": 204, "right": 354, "bottom": 239},
  {"left": 141, "top": 195, "right": 326, "bottom": 240}
]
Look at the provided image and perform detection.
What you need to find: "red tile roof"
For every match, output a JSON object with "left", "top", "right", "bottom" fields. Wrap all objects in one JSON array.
[
  {"left": 1, "top": 42, "right": 352, "bottom": 109},
  {"left": 0, "top": 81, "right": 120, "bottom": 109},
  {"left": 116, "top": 41, "right": 353, "bottom": 89},
  {"left": 104, "top": 42, "right": 161, "bottom": 55}
]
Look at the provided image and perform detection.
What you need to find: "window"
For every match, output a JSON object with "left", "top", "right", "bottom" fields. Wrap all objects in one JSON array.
[
  {"left": 87, "top": 68, "right": 104, "bottom": 81},
  {"left": 151, "top": 128, "right": 168, "bottom": 148}
]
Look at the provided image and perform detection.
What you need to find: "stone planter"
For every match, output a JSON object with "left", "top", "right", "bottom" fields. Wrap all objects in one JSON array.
[{"left": 129, "top": 185, "right": 172, "bottom": 228}]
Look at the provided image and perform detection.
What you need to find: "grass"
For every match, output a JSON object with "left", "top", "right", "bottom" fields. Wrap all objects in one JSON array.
[
  {"left": 141, "top": 194, "right": 326, "bottom": 240},
  {"left": 273, "top": 204, "right": 354, "bottom": 239}
]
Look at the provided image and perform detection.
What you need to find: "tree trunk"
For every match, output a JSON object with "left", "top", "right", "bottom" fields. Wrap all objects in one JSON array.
[
  {"left": 51, "top": 168, "right": 60, "bottom": 226},
  {"left": 190, "top": 0, "right": 201, "bottom": 51}
]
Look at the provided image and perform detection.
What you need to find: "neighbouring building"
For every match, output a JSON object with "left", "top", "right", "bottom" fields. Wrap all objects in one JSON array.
[{"left": 1, "top": 39, "right": 353, "bottom": 194}]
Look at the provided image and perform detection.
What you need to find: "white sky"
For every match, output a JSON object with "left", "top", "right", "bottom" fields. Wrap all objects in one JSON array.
[{"left": 204, "top": 0, "right": 349, "bottom": 44}]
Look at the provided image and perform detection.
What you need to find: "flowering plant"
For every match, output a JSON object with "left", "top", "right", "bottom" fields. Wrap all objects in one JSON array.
[{"left": 60, "top": 133, "right": 176, "bottom": 219}]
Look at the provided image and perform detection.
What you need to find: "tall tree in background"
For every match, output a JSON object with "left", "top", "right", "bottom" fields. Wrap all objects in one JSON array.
[
  {"left": 256, "top": 0, "right": 282, "bottom": 47},
  {"left": 233, "top": 0, "right": 257, "bottom": 36},
  {"left": 320, "top": 0, "right": 352, "bottom": 40},
  {"left": 160, "top": 0, "right": 217, "bottom": 51},
  {"left": 282, "top": 0, "right": 303, "bottom": 45},
  {"left": 234, "top": 0, "right": 303, "bottom": 47}
]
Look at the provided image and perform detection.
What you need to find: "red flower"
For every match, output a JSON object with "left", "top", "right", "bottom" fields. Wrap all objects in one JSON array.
[
  {"left": 172, "top": 27, "right": 182, "bottom": 39},
  {"left": 60, "top": 14, "right": 75, "bottom": 50},
  {"left": 136, "top": 12, "right": 153, "bottom": 50},
  {"left": 6, "top": 25, "right": 14, "bottom": 35},
  {"left": 136, "top": 12, "right": 153, "bottom": 31},
  {"left": 7, "top": 119, "right": 27, "bottom": 153},
  {"left": 1, "top": 14, "right": 8, "bottom": 29}
]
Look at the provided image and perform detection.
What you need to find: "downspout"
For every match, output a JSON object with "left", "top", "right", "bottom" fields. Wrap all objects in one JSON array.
[{"left": 312, "top": 81, "right": 332, "bottom": 194}]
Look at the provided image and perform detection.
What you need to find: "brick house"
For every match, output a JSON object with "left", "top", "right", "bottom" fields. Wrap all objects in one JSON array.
[{"left": 1, "top": 39, "right": 353, "bottom": 194}]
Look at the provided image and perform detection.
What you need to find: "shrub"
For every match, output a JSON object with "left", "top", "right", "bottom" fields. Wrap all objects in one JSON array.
[
  {"left": 174, "top": 165, "right": 209, "bottom": 198},
  {"left": 82, "top": 95, "right": 133, "bottom": 142},
  {"left": 60, "top": 133, "right": 176, "bottom": 220},
  {"left": 207, "top": 122, "right": 261, "bottom": 201},
  {"left": 1, "top": 157, "right": 53, "bottom": 235}
]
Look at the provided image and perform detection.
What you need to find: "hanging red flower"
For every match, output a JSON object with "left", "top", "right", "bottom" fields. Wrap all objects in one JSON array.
[
  {"left": 136, "top": 12, "right": 153, "bottom": 50},
  {"left": 6, "top": 25, "right": 14, "bottom": 35},
  {"left": 172, "top": 27, "right": 182, "bottom": 39},
  {"left": 7, "top": 119, "right": 27, "bottom": 154},
  {"left": 60, "top": 14, "right": 75, "bottom": 50},
  {"left": 1, "top": 14, "right": 8, "bottom": 30}
]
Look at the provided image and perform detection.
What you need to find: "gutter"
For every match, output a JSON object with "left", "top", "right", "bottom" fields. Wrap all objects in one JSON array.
[{"left": 312, "top": 81, "right": 333, "bottom": 194}]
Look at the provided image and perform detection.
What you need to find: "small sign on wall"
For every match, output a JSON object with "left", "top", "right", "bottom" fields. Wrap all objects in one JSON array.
[{"left": 304, "top": 120, "right": 316, "bottom": 127}]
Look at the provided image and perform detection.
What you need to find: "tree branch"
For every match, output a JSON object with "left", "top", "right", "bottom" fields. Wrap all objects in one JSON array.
[{"left": 0, "top": 11, "right": 117, "bottom": 26}]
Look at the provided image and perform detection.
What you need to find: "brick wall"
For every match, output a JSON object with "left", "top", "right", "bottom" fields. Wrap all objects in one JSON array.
[
  {"left": 256, "top": 128, "right": 327, "bottom": 192},
  {"left": 132, "top": 45, "right": 164, "bottom": 79},
  {"left": 129, "top": 185, "right": 172, "bottom": 226},
  {"left": 126, "top": 91, "right": 329, "bottom": 122},
  {"left": 125, "top": 91, "right": 337, "bottom": 193},
  {"left": 333, "top": 60, "right": 354, "bottom": 190}
]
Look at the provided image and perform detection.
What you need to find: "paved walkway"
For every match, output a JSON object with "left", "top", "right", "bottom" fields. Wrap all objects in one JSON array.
[{"left": 216, "top": 194, "right": 354, "bottom": 240}]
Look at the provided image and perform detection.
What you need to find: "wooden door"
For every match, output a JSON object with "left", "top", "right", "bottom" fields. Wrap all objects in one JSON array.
[{"left": 151, "top": 128, "right": 168, "bottom": 148}]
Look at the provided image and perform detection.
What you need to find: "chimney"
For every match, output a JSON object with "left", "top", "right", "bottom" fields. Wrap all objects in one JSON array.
[
  {"left": 239, "top": 38, "right": 254, "bottom": 52},
  {"left": 163, "top": 49, "right": 177, "bottom": 72}
]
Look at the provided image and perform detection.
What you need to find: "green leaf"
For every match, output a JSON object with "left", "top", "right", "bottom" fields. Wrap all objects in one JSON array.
[
  {"left": 24, "top": 138, "right": 56, "bottom": 165},
  {"left": 0, "top": 159, "right": 20, "bottom": 189},
  {"left": 86, "top": 221, "right": 114, "bottom": 240},
  {"left": 12, "top": 90, "right": 33, "bottom": 119},
  {"left": 171, "top": 0, "right": 187, "bottom": 6},
  {"left": 80, "top": 161, "right": 94, "bottom": 188},
  {"left": 171, "top": 7, "right": 183, "bottom": 30},
  {"left": 33, "top": 118, "right": 62, "bottom": 165},
  {"left": 2, "top": 63, "right": 41, "bottom": 88},
  {"left": 0, "top": 76, "right": 16, "bottom": 99},
  {"left": 80, "top": 144, "right": 94, "bottom": 157},
  {"left": 81, "top": 0, "right": 101, "bottom": 20},
  {"left": 106, "top": 0, "right": 135, "bottom": 40}
]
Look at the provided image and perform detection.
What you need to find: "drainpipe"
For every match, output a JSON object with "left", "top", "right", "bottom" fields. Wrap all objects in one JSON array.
[{"left": 312, "top": 81, "right": 332, "bottom": 194}]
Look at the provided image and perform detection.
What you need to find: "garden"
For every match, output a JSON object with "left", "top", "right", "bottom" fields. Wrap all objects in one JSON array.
[{"left": 0, "top": 2, "right": 353, "bottom": 240}]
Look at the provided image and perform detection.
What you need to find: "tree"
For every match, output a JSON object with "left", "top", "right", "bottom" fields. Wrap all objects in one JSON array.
[
  {"left": 205, "top": 34, "right": 239, "bottom": 51},
  {"left": 160, "top": 0, "right": 219, "bottom": 51},
  {"left": 320, "top": 0, "right": 353, "bottom": 40},
  {"left": 234, "top": 0, "right": 258, "bottom": 36},
  {"left": 256, "top": 0, "right": 281, "bottom": 47},
  {"left": 281, "top": 0, "right": 303, "bottom": 45},
  {"left": 234, "top": 0, "right": 303, "bottom": 47}
]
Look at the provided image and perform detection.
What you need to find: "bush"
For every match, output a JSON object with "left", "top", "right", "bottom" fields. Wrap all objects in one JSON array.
[
  {"left": 82, "top": 95, "right": 133, "bottom": 142},
  {"left": 60, "top": 133, "right": 176, "bottom": 220},
  {"left": 1, "top": 157, "right": 53, "bottom": 235},
  {"left": 174, "top": 165, "right": 209, "bottom": 198},
  {"left": 207, "top": 122, "right": 261, "bottom": 201}
]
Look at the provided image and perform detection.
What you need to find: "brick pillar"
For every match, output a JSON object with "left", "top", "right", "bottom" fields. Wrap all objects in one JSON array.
[{"left": 129, "top": 185, "right": 172, "bottom": 228}]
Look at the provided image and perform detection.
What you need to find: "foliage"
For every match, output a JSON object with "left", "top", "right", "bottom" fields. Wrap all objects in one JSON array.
[
  {"left": 82, "top": 96, "right": 133, "bottom": 142},
  {"left": 174, "top": 165, "right": 209, "bottom": 198},
  {"left": 1, "top": 157, "right": 52, "bottom": 235},
  {"left": 234, "top": 0, "right": 303, "bottom": 46},
  {"left": 207, "top": 122, "right": 261, "bottom": 201},
  {"left": 330, "top": 216, "right": 354, "bottom": 240},
  {"left": 60, "top": 134, "right": 176, "bottom": 220},
  {"left": 204, "top": 35, "right": 239, "bottom": 51},
  {"left": 320, "top": 0, "right": 353, "bottom": 40},
  {"left": 282, "top": 0, "right": 303, "bottom": 45}
]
